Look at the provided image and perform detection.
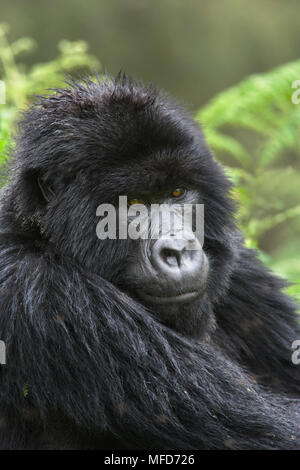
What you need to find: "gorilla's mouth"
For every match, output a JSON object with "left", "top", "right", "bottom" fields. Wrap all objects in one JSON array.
[{"left": 139, "top": 290, "right": 201, "bottom": 304}]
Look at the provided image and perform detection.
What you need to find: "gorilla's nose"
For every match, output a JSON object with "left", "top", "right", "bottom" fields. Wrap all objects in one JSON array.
[{"left": 151, "top": 233, "right": 203, "bottom": 281}]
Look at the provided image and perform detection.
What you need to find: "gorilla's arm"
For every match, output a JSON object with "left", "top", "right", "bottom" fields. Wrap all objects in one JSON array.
[
  {"left": 214, "top": 247, "right": 300, "bottom": 395},
  {"left": 0, "top": 237, "right": 299, "bottom": 449}
]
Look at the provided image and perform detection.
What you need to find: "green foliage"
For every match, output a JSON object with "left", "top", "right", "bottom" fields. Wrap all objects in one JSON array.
[
  {"left": 0, "top": 23, "right": 100, "bottom": 158},
  {"left": 23, "top": 381, "right": 29, "bottom": 398},
  {"left": 197, "top": 61, "right": 300, "bottom": 301}
]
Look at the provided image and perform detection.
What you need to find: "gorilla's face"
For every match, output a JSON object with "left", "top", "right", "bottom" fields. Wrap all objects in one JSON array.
[
  {"left": 115, "top": 187, "right": 211, "bottom": 336},
  {"left": 86, "top": 177, "right": 212, "bottom": 336},
  {"left": 119, "top": 189, "right": 208, "bottom": 304}
]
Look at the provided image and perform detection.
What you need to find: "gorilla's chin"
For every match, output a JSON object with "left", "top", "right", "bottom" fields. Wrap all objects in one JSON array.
[{"left": 135, "top": 288, "right": 214, "bottom": 339}]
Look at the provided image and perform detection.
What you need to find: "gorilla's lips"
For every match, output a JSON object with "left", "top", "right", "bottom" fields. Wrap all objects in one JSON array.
[{"left": 137, "top": 287, "right": 204, "bottom": 305}]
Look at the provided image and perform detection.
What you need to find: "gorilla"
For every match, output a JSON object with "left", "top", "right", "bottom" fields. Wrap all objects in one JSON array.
[{"left": 0, "top": 75, "right": 299, "bottom": 450}]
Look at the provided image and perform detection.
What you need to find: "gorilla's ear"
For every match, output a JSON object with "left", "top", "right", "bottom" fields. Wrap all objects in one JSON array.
[{"left": 38, "top": 174, "right": 55, "bottom": 202}]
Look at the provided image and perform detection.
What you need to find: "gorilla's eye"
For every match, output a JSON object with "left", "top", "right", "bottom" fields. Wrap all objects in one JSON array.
[
  {"left": 172, "top": 188, "right": 184, "bottom": 198},
  {"left": 129, "top": 198, "right": 145, "bottom": 206}
]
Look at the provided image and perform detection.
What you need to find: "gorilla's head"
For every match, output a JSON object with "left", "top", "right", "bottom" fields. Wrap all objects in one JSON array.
[{"left": 6, "top": 76, "right": 238, "bottom": 337}]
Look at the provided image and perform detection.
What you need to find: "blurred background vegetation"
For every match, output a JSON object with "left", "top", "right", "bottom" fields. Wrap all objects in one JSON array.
[{"left": 0, "top": 0, "right": 299, "bottom": 302}]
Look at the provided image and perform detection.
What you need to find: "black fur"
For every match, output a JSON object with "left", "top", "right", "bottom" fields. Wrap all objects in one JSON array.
[{"left": 0, "top": 76, "right": 299, "bottom": 449}]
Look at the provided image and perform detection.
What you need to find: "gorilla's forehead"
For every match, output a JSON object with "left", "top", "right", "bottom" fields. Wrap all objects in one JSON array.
[
  {"left": 88, "top": 149, "right": 208, "bottom": 197},
  {"left": 85, "top": 105, "right": 200, "bottom": 164}
]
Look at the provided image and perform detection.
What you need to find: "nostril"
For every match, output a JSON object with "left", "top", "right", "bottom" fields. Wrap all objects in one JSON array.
[{"left": 161, "top": 248, "right": 181, "bottom": 267}]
